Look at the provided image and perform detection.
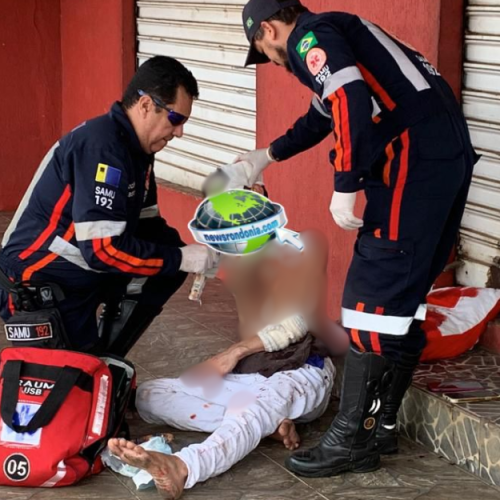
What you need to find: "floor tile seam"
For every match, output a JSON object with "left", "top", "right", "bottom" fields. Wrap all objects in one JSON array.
[
  {"left": 442, "top": 405, "right": 500, "bottom": 490},
  {"left": 169, "top": 306, "right": 238, "bottom": 345},
  {"left": 151, "top": 313, "right": 233, "bottom": 344},
  {"left": 134, "top": 362, "right": 158, "bottom": 379},
  {"left": 109, "top": 470, "right": 142, "bottom": 499},
  {"left": 257, "top": 450, "right": 331, "bottom": 500}
]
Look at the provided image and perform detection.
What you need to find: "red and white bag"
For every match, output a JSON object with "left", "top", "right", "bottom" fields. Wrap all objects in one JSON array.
[
  {"left": 421, "top": 287, "right": 500, "bottom": 361},
  {"left": 0, "top": 347, "right": 135, "bottom": 487}
]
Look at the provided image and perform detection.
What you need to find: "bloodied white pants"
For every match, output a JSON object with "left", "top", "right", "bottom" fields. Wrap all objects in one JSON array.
[{"left": 136, "top": 358, "right": 335, "bottom": 489}]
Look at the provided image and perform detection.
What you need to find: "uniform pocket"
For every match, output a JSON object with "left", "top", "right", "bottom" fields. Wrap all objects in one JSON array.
[{"left": 351, "top": 234, "right": 415, "bottom": 302}]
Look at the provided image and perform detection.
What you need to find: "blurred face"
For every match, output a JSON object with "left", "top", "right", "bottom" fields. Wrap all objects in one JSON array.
[
  {"left": 255, "top": 39, "right": 291, "bottom": 72},
  {"left": 254, "top": 21, "right": 293, "bottom": 73},
  {"left": 133, "top": 86, "right": 193, "bottom": 154}
]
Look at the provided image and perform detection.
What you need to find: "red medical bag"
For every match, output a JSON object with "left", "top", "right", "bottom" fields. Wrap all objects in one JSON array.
[{"left": 0, "top": 347, "right": 135, "bottom": 487}]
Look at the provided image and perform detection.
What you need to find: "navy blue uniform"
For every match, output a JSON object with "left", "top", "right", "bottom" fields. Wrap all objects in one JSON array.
[
  {"left": 270, "top": 12, "right": 477, "bottom": 361},
  {"left": 0, "top": 103, "right": 187, "bottom": 350}
]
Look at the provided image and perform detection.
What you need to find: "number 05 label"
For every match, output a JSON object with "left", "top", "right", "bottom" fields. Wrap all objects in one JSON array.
[{"left": 4, "top": 454, "right": 30, "bottom": 482}]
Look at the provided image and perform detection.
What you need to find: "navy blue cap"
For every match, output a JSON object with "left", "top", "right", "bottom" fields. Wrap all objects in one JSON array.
[{"left": 242, "top": 0, "right": 301, "bottom": 66}]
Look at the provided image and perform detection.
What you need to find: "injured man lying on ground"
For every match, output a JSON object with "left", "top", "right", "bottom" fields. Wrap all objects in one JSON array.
[{"left": 108, "top": 174, "right": 349, "bottom": 498}]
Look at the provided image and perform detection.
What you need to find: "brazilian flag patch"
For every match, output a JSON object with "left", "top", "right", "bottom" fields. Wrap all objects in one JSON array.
[{"left": 296, "top": 31, "right": 318, "bottom": 60}]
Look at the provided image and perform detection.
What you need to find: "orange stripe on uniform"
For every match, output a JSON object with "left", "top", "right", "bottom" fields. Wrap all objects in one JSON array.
[
  {"left": 357, "top": 64, "right": 396, "bottom": 111},
  {"left": 93, "top": 239, "right": 160, "bottom": 276},
  {"left": 102, "top": 238, "right": 163, "bottom": 269},
  {"left": 328, "top": 89, "right": 352, "bottom": 172},
  {"left": 337, "top": 88, "right": 352, "bottom": 172},
  {"left": 383, "top": 141, "right": 395, "bottom": 187},
  {"left": 7, "top": 292, "right": 15, "bottom": 315},
  {"left": 20, "top": 185, "right": 72, "bottom": 261},
  {"left": 22, "top": 224, "right": 75, "bottom": 281},
  {"left": 328, "top": 93, "right": 344, "bottom": 172},
  {"left": 389, "top": 130, "right": 410, "bottom": 241},
  {"left": 350, "top": 302, "right": 366, "bottom": 352},
  {"left": 370, "top": 306, "right": 385, "bottom": 354}
]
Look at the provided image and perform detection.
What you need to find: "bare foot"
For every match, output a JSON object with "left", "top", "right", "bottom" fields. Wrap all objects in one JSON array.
[
  {"left": 108, "top": 438, "right": 187, "bottom": 499},
  {"left": 270, "top": 419, "right": 300, "bottom": 451},
  {"left": 134, "top": 433, "right": 174, "bottom": 445}
]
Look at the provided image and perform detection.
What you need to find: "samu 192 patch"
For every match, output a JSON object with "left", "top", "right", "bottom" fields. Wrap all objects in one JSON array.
[
  {"left": 4, "top": 322, "right": 53, "bottom": 342},
  {"left": 296, "top": 31, "right": 318, "bottom": 60},
  {"left": 95, "top": 163, "right": 122, "bottom": 188}
]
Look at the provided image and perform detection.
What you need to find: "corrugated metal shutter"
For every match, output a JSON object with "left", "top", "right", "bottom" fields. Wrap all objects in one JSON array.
[
  {"left": 458, "top": 0, "right": 500, "bottom": 287},
  {"left": 136, "top": 1, "right": 256, "bottom": 192}
]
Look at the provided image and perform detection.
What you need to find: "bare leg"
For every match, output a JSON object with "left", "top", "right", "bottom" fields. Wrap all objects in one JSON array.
[
  {"left": 108, "top": 438, "right": 188, "bottom": 499},
  {"left": 270, "top": 419, "right": 300, "bottom": 450}
]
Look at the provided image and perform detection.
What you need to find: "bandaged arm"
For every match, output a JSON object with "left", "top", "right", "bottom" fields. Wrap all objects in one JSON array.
[
  {"left": 202, "top": 314, "right": 309, "bottom": 375},
  {"left": 257, "top": 314, "right": 308, "bottom": 352}
]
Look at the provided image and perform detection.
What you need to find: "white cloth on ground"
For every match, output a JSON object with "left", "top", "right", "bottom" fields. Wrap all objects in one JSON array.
[{"left": 136, "top": 358, "right": 335, "bottom": 489}]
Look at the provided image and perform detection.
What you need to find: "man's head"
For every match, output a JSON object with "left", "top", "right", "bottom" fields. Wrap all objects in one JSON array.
[
  {"left": 243, "top": 0, "right": 308, "bottom": 71},
  {"left": 122, "top": 56, "right": 199, "bottom": 154}
]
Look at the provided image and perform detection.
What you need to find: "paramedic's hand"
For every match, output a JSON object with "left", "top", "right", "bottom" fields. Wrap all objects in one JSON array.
[
  {"left": 234, "top": 147, "right": 275, "bottom": 185},
  {"left": 179, "top": 245, "right": 218, "bottom": 274},
  {"left": 330, "top": 192, "right": 363, "bottom": 231}
]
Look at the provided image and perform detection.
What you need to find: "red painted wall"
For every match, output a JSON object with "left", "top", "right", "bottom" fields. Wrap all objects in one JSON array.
[
  {"left": 0, "top": 0, "right": 62, "bottom": 211},
  {"left": 157, "top": 183, "right": 200, "bottom": 245},
  {"left": 438, "top": 0, "right": 466, "bottom": 99},
  {"left": 0, "top": 0, "right": 135, "bottom": 211},
  {"left": 256, "top": 0, "right": 465, "bottom": 319},
  {"left": 60, "top": 0, "right": 136, "bottom": 133}
]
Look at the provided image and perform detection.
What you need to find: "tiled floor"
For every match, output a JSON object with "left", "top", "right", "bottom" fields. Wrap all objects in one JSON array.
[
  {"left": 1, "top": 212, "right": 500, "bottom": 499},
  {"left": 399, "top": 350, "right": 500, "bottom": 486},
  {"left": 413, "top": 352, "right": 500, "bottom": 425}
]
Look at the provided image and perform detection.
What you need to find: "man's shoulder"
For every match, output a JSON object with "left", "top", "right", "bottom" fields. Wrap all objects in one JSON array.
[
  {"left": 290, "top": 12, "right": 355, "bottom": 60},
  {"left": 61, "top": 111, "right": 122, "bottom": 153},
  {"left": 293, "top": 11, "right": 357, "bottom": 38}
]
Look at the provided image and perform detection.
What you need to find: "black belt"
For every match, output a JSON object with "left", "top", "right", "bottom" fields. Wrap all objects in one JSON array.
[{"left": 0, "top": 261, "right": 65, "bottom": 312}]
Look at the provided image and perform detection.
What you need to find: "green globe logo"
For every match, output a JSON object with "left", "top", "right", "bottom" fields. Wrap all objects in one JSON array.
[{"left": 189, "top": 189, "right": 287, "bottom": 255}]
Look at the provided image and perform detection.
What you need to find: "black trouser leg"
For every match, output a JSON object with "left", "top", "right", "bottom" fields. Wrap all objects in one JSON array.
[
  {"left": 375, "top": 321, "right": 424, "bottom": 454},
  {"left": 285, "top": 346, "right": 393, "bottom": 477},
  {"left": 96, "top": 271, "right": 187, "bottom": 357}
]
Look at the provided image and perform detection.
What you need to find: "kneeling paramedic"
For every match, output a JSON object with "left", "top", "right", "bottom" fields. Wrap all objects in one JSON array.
[
  {"left": 238, "top": 0, "right": 478, "bottom": 477},
  {"left": 0, "top": 56, "right": 217, "bottom": 356}
]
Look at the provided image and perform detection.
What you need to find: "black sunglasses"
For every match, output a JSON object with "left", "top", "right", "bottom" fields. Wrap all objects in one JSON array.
[{"left": 137, "top": 90, "right": 189, "bottom": 127}]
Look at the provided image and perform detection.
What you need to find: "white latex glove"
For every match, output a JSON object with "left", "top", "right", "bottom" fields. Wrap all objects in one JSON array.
[
  {"left": 329, "top": 192, "right": 364, "bottom": 231},
  {"left": 219, "top": 161, "right": 254, "bottom": 190},
  {"left": 203, "top": 161, "right": 257, "bottom": 197},
  {"left": 179, "top": 245, "right": 219, "bottom": 274},
  {"left": 234, "top": 147, "right": 275, "bottom": 185}
]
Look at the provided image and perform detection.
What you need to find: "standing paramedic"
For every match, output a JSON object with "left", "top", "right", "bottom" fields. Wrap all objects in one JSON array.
[
  {"left": 238, "top": 0, "right": 478, "bottom": 477},
  {"left": 0, "top": 56, "right": 217, "bottom": 356}
]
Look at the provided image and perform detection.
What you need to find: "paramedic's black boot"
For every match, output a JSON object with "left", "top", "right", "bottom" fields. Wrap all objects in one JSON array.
[
  {"left": 98, "top": 300, "right": 162, "bottom": 357},
  {"left": 285, "top": 347, "right": 392, "bottom": 477},
  {"left": 375, "top": 351, "right": 421, "bottom": 454}
]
